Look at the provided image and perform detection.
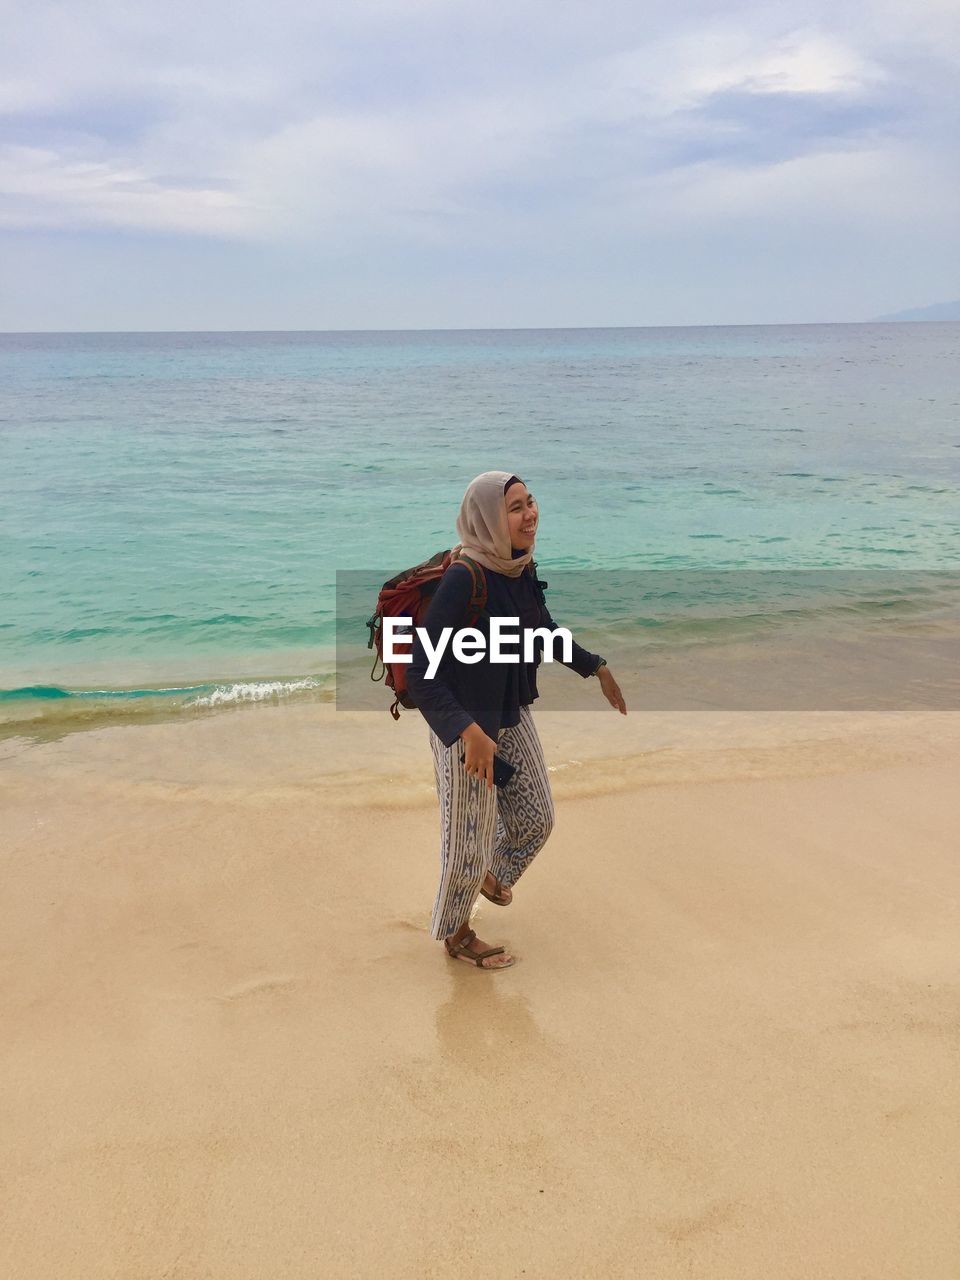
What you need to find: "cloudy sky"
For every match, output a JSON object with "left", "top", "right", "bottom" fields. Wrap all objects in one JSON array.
[{"left": 2, "top": 0, "right": 958, "bottom": 329}]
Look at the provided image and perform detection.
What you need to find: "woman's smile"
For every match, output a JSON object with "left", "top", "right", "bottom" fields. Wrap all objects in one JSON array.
[{"left": 505, "top": 479, "right": 539, "bottom": 547}]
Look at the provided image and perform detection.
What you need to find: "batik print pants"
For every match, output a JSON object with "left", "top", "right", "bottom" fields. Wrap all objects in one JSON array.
[{"left": 427, "top": 704, "right": 555, "bottom": 941}]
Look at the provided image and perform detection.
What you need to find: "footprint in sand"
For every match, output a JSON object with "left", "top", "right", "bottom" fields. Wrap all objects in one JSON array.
[{"left": 214, "top": 975, "right": 305, "bottom": 1001}]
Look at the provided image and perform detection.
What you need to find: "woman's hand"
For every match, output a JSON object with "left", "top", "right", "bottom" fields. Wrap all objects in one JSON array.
[
  {"left": 459, "top": 722, "right": 498, "bottom": 790},
  {"left": 598, "top": 666, "right": 627, "bottom": 715}
]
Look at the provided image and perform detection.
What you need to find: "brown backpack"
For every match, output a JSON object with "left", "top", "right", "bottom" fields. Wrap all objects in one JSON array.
[{"left": 365, "top": 547, "right": 488, "bottom": 720}]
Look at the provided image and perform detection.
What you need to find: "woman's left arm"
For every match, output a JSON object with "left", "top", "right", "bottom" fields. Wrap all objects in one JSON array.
[{"left": 539, "top": 599, "right": 627, "bottom": 715}]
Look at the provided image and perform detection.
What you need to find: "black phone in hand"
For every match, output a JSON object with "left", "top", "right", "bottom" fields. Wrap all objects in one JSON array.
[
  {"left": 459, "top": 749, "right": 517, "bottom": 788},
  {"left": 492, "top": 753, "right": 517, "bottom": 788}
]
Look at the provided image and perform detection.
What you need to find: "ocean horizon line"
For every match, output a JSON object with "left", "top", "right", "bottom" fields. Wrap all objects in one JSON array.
[{"left": 4, "top": 318, "right": 958, "bottom": 338}]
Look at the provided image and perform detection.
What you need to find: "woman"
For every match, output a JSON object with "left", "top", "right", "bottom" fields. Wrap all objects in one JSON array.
[{"left": 406, "top": 471, "right": 627, "bottom": 970}]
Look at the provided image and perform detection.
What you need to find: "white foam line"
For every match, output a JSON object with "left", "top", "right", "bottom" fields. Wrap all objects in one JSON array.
[{"left": 185, "top": 678, "right": 322, "bottom": 708}]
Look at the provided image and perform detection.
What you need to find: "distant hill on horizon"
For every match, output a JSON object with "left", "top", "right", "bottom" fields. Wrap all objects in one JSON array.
[{"left": 873, "top": 299, "right": 960, "bottom": 322}]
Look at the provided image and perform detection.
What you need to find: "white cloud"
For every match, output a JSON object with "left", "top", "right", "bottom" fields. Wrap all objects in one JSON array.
[
  {"left": 0, "top": 144, "right": 251, "bottom": 235},
  {"left": 613, "top": 142, "right": 959, "bottom": 231},
  {"left": 0, "top": 0, "right": 956, "bottom": 325},
  {"left": 689, "top": 29, "right": 883, "bottom": 97}
]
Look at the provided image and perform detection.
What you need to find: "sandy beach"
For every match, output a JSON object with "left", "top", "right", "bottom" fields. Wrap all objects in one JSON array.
[{"left": 2, "top": 705, "right": 958, "bottom": 1278}]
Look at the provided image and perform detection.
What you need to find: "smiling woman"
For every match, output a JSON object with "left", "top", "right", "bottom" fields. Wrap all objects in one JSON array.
[{"left": 405, "top": 470, "right": 626, "bottom": 971}]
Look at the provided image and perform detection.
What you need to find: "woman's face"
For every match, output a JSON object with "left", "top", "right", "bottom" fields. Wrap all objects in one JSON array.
[{"left": 504, "top": 481, "right": 538, "bottom": 551}]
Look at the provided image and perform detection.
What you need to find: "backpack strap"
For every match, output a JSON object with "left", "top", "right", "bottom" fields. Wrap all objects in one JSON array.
[
  {"left": 526, "top": 559, "right": 548, "bottom": 609},
  {"left": 453, "top": 554, "right": 488, "bottom": 625}
]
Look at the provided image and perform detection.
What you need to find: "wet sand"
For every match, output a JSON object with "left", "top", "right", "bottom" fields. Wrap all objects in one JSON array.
[{"left": 2, "top": 706, "right": 958, "bottom": 1278}]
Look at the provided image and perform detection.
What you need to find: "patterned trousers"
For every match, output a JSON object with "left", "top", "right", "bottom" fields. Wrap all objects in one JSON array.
[{"left": 427, "top": 705, "right": 555, "bottom": 941}]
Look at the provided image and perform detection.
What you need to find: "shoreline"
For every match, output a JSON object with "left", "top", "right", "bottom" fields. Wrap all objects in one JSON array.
[
  {"left": 5, "top": 566, "right": 960, "bottom": 742},
  {"left": 5, "top": 695, "right": 960, "bottom": 798},
  {"left": 4, "top": 608, "right": 959, "bottom": 746}
]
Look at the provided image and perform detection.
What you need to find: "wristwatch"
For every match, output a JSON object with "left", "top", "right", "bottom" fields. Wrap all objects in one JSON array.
[{"left": 592, "top": 657, "right": 607, "bottom": 676}]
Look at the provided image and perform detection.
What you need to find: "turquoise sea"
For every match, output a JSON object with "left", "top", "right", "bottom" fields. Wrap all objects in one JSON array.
[{"left": 1, "top": 324, "right": 958, "bottom": 738}]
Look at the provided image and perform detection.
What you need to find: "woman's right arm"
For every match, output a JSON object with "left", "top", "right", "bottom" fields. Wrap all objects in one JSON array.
[
  {"left": 407, "top": 564, "right": 512, "bottom": 787},
  {"left": 406, "top": 563, "right": 479, "bottom": 747}
]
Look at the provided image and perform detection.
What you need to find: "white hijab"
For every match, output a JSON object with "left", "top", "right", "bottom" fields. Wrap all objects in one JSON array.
[{"left": 453, "top": 470, "right": 533, "bottom": 579}]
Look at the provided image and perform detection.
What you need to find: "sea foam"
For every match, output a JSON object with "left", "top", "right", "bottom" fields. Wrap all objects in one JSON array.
[{"left": 185, "top": 677, "right": 323, "bottom": 708}]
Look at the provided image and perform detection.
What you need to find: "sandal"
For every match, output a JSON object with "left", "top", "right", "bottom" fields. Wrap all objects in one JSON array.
[
  {"left": 480, "top": 875, "right": 513, "bottom": 907},
  {"left": 444, "top": 928, "right": 515, "bottom": 969}
]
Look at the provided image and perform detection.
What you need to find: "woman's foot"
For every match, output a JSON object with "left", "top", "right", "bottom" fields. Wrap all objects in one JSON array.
[
  {"left": 444, "top": 925, "right": 515, "bottom": 969},
  {"left": 481, "top": 870, "right": 513, "bottom": 906}
]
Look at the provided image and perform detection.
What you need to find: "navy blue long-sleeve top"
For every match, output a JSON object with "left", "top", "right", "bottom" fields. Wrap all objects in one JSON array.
[{"left": 406, "top": 558, "right": 603, "bottom": 747}]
